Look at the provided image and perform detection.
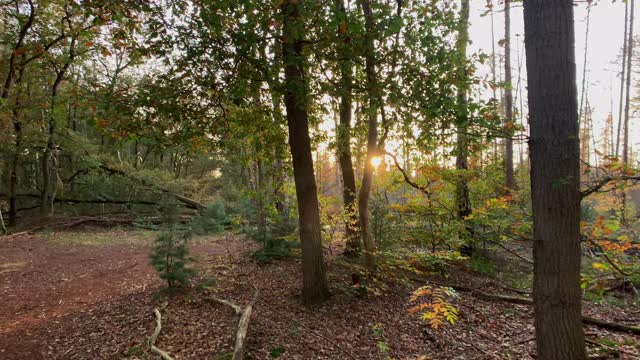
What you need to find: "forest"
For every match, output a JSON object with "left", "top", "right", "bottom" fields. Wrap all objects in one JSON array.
[{"left": 1, "top": 0, "right": 640, "bottom": 359}]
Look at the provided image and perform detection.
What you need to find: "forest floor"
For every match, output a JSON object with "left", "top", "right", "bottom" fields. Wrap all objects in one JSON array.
[{"left": 1, "top": 225, "right": 639, "bottom": 359}]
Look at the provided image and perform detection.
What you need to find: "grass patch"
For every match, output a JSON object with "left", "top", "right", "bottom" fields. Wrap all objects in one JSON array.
[{"left": 43, "top": 229, "right": 158, "bottom": 246}]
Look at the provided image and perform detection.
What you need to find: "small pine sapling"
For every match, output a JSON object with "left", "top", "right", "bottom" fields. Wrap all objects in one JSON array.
[
  {"left": 150, "top": 231, "right": 194, "bottom": 288},
  {"left": 150, "top": 202, "right": 195, "bottom": 288}
]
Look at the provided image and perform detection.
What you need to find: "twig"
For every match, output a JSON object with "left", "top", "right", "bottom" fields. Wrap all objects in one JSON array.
[
  {"left": 586, "top": 337, "right": 638, "bottom": 357},
  {"left": 149, "top": 308, "right": 174, "bottom": 360},
  {"left": 586, "top": 238, "right": 630, "bottom": 277},
  {"left": 581, "top": 174, "right": 640, "bottom": 198},
  {"left": 206, "top": 289, "right": 260, "bottom": 360},
  {"left": 206, "top": 297, "right": 242, "bottom": 315},
  {"left": 487, "top": 239, "right": 533, "bottom": 265}
]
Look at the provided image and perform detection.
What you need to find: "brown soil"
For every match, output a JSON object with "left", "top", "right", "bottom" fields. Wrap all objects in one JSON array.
[{"left": 0, "top": 229, "right": 638, "bottom": 359}]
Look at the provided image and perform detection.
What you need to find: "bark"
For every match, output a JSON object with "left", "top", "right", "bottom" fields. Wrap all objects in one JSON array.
[
  {"left": 577, "top": 3, "right": 592, "bottom": 131},
  {"left": 280, "top": 0, "right": 330, "bottom": 304},
  {"left": 623, "top": 0, "right": 635, "bottom": 166},
  {"left": 455, "top": 0, "right": 473, "bottom": 255},
  {"left": 357, "top": 0, "right": 379, "bottom": 271},
  {"left": 41, "top": 36, "right": 76, "bottom": 216},
  {"left": 504, "top": 0, "right": 515, "bottom": 190},
  {"left": 8, "top": 67, "right": 26, "bottom": 227},
  {"left": 523, "top": 1, "right": 586, "bottom": 358},
  {"left": 335, "top": 0, "right": 361, "bottom": 257},
  {"left": 3, "top": 3, "right": 36, "bottom": 227},
  {"left": 616, "top": 0, "right": 629, "bottom": 157},
  {"left": 622, "top": 0, "right": 635, "bottom": 223}
]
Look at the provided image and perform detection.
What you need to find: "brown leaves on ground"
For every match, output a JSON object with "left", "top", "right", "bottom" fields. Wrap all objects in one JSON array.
[{"left": 0, "top": 229, "right": 638, "bottom": 359}]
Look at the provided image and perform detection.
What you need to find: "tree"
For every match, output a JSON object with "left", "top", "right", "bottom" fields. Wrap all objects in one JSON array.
[
  {"left": 334, "top": 0, "right": 361, "bottom": 257},
  {"left": 616, "top": 0, "right": 630, "bottom": 157},
  {"left": 503, "top": 0, "right": 515, "bottom": 190},
  {"left": 523, "top": 1, "right": 587, "bottom": 358},
  {"left": 280, "top": 0, "right": 330, "bottom": 304},
  {"left": 455, "top": 0, "right": 473, "bottom": 254},
  {"left": 357, "top": 0, "right": 381, "bottom": 271}
]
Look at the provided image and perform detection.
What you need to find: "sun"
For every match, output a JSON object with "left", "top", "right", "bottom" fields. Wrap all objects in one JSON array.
[{"left": 371, "top": 156, "right": 383, "bottom": 170}]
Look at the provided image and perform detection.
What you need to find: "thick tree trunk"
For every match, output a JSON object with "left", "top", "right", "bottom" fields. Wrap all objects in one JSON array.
[
  {"left": 335, "top": 0, "right": 360, "bottom": 257},
  {"left": 357, "top": 0, "right": 380, "bottom": 271},
  {"left": 504, "top": 0, "right": 515, "bottom": 190},
  {"left": 280, "top": 0, "right": 330, "bottom": 304},
  {"left": 523, "top": 1, "right": 587, "bottom": 359},
  {"left": 8, "top": 67, "right": 26, "bottom": 227}
]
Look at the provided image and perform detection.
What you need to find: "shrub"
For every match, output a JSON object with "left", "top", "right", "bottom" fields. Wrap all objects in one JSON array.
[
  {"left": 150, "top": 231, "right": 195, "bottom": 288},
  {"left": 150, "top": 202, "right": 195, "bottom": 288},
  {"left": 191, "top": 202, "right": 229, "bottom": 235}
]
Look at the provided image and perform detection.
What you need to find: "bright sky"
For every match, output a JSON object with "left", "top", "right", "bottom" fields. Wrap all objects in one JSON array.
[{"left": 469, "top": 0, "right": 637, "bottom": 161}]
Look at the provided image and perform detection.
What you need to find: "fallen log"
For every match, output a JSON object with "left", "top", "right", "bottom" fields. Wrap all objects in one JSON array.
[
  {"left": 3, "top": 193, "right": 158, "bottom": 207},
  {"left": 448, "top": 285, "right": 640, "bottom": 335},
  {"left": 149, "top": 307, "right": 174, "bottom": 360},
  {"left": 98, "top": 162, "right": 205, "bottom": 210},
  {"left": 207, "top": 289, "right": 259, "bottom": 360}
]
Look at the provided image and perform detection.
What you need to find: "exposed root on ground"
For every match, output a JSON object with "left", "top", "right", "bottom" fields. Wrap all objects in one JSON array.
[
  {"left": 149, "top": 305, "right": 174, "bottom": 360},
  {"left": 206, "top": 289, "right": 259, "bottom": 360}
]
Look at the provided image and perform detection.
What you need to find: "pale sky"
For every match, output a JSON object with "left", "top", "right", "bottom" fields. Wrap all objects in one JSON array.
[{"left": 469, "top": 0, "right": 637, "bottom": 161}]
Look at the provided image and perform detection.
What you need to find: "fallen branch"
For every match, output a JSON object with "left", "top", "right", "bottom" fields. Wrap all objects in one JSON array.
[
  {"left": 1, "top": 218, "right": 91, "bottom": 239},
  {"left": 206, "top": 289, "right": 259, "bottom": 360},
  {"left": 487, "top": 239, "right": 533, "bottom": 265},
  {"left": 581, "top": 174, "right": 640, "bottom": 198},
  {"left": 98, "top": 162, "right": 205, "bottom": 210},
  {"left": 149, "top": 307, "right": 174, "bottom": 360},
  {"left": 449, "top": 285, "right": 640, "bottom": 335},
  {"left": 3, "top": 193, "right": 158, "bottom": 207},
  {"left": 582, "top": 316, "right": 640, "bottom": 335},
  {"left": 586, "top": 337, "right": 639, "bottom": 357},
  {"left": 586, "top": 238, "right": 630, "bottom": 277}
]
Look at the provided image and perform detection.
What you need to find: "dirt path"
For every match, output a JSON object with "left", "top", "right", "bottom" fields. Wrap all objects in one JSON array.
[{"left": 0, "top": 230, "right": 248, "bottom": 359}]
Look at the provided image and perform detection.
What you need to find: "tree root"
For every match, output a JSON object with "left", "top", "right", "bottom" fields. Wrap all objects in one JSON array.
[
  {"left": 149, "top": 307, "right": 174, "bottom": 360},
  {"left": 206, "top": 289, "right": 259, "bottom": 360}
]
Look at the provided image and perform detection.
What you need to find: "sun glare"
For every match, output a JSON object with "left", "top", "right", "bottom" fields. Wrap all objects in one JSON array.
[{"left": 371, "top": 156, "right": 383, "bottom": 170}]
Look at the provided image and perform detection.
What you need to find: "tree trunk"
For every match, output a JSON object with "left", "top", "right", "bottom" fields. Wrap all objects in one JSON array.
[
  {"left": 41, "top": 68, "right": 69, "bottom": 216},
  {"left": 280, "top": 0, "right": 330, "bottom": 305},
  {"left": 455, "top": 0, "right": 473, "bottom": 256},
  {"left": 622, "top": 0, "right": 635, "bottom": 223},
  {"left": 623, "top": 0, "right": 635, "bottom": 166},
  {"left": 577, "top": 3, "right": 592, "bottom": 131},
  {"left": 504, "top": 0, "right": 515, "bottom": 190},
  {"left": 616, "top": 0, "right": 629, "bottom": 157},
  {"left": 523, "top": 1, "right": 587, "bottom": 358},
  {"left": 335, "top": 0, "right": 361, "bottom": 257},
  {"left": 8, "top": 66, "right": 26, "bottom": 227},
  {"left": 357, "top": 0, "right": 380, "bottom": 271}
]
